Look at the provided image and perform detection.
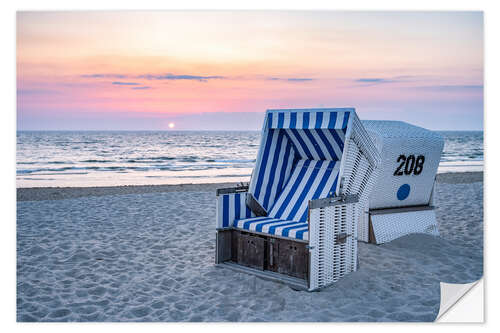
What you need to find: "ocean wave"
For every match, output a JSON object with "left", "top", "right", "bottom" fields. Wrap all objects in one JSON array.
[
  {"left": 20, "top": 172, "right": 89, "bottom": 176},
  {"left": 54, "top": 141, "right": 104, "bottom": 145},
  {"left": 16, "top": 131, "right": 482, "bottom": 187},
  {"left": 18, "top": 166, "right": 101, "bottom": 174},
  {"left": 81, "top": 159, "right": 114, "bottom": 163},
  {"left": 440, "top": 156, "right": 483, "bottom": 162},
  {"left": 144, "top": 174, "right": 252, "bottom": 179},
  {"left": 213, "top": 159, "right": 255, "bottom": 163},
  {"left": 122, "top": 156, "right": 175, "bottom": 161},
  {"left": 21, "top": 177, "right": 58, "bottom": 180},
  {"left": 16, "top": 164, "right": 246, "bottom": 175}
]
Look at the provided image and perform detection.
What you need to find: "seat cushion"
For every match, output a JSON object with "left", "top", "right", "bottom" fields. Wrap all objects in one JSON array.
[
  {"left": 234, "top": 217, "right": 309, "bottom": 241},
  {"left": 267, "top": 159, "right": 340, "bottom": 222}
]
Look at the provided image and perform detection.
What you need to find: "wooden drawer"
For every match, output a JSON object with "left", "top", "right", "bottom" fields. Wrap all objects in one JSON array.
[
  {"left": 233, "top": 232, "right": 265, "bottom": 270},
  {"left": 268, "top": 238, "right": 309, "bottom": 280}
]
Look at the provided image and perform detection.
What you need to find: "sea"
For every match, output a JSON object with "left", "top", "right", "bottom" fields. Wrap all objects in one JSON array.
[{"left": 16, "top": 131, "right": 483, "bottom": 188}]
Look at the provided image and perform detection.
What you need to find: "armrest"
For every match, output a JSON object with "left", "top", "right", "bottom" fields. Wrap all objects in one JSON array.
[
  {"left": 308, "top": 194, "right": 359, "bottom": 210},
  {"left": 216, "top": 184, "right": 249, "bottom": 196}
]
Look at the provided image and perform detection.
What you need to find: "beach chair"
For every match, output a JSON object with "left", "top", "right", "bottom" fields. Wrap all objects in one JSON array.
[
  {"left": 359, "top": 121, "right": 445, "bottom": 244},
  {"left": 215, "top": 108, "right": 381, "bottom": 291}
]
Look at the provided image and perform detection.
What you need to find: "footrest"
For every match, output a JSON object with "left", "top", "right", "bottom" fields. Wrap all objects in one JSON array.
[{"left": 369, "top": 208, "right": 439, "bottom": 244}]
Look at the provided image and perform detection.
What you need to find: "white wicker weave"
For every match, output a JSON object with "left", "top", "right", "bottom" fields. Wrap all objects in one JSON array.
[
  {"left": 309, "top": 200, "right": 358, "bottom": 290},
  {"left": 340, "top": 115, "right": 382, "bottom": 243},
  {"left": 370, "top": 210, "right": 439, "bottom": 244},
  {"left": 358, "top": 120, "right": 444, "bottom": 243},
  {"left": 363, "top": 120, "right": 443, "bottom": 209},
  {"left": 307, "top": 113, "right": 380, "bottom": 290}
]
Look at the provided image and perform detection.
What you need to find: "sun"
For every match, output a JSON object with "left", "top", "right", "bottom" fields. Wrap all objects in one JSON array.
[{"left": 168, "top": 122, "right": 175, "bottom": 129}]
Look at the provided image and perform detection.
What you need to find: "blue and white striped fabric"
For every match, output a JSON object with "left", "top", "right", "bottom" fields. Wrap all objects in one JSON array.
[
  {"left": 268, "top": 159, "right": 340, "bottom": 222},
  {"left": 217, "top": 192, "right": 254, "bottom": 229},
  {"left": 283, "top": 129, "right": 346, "bottom": 160},
  {"left": 247, "top": 128, "right": 296, "bottom": 212},
  {"left": 235, "top": 160, "right": 339, "bottom": 240},
  {"left": 248, "top": 109, "right": 352, "bottom": 211},
  {"left": 238, "top": 108, "right": 352, "bottom": 240},
  {"left": 234, "top": 217, "right": 309, "bottom": 241},
  {"left": 267, "top": 108, "right": 351, "bottom": 131}
]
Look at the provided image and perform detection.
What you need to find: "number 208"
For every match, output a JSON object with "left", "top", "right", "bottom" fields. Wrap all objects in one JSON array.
[{"left": 394, "top": 154, "right": 425, "bottom": 176}]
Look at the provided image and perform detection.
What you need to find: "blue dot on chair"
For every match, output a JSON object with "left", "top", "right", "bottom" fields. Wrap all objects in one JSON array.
[{"left": 397, "top": 184, "right": 410, "bottom": 200}]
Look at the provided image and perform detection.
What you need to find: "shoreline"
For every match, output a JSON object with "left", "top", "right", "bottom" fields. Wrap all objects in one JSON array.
[{"left": 17, "top": 171, "right": 483, "bottom": 202}]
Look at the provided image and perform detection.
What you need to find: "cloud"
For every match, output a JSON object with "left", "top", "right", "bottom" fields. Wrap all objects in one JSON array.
[
  {"left": 137, "top": 74, "right": 224, "bottom": 82},
  {"left": 413, "top": 85, "right": 483, "bottom": 91},
  {"left": 392, "top": 75, "right": 417, "bottom": 80},
  {"left": 82, "top": 73, "right": 225, "bottom": 83},
  {"left": 351, "top": 76, "right": 424, "bottom": 87},
  {"left": 287, "top": 78, "right": 314, "bottom": 82},
  {"left": 17, "top": 89, "right": 60, "bottom": 95},
  {"left": 81, "top": 74, "right": 127, "bottom": 79},
  {"left": 355, "top": 78, "right": 393, "bottom": 84},
  {"left": 131, "top": 86, "right": 151, "bottom": 90},
  {"left": 267, "top": 77, "right": 314, "bottom": 82},
  {"left": 82, "top": 73, "right": 317, "bottom": 84},
  {"left": 112, "top": 81, "right": 140, "bottom": 86}
]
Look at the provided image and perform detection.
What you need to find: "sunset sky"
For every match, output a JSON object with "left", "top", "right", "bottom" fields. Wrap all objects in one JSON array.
[{"left": 17, "top": 11, "right": 483, "bottom": 130}]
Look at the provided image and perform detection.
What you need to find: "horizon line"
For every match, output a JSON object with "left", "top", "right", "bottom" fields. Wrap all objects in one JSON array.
[{"left": 16, "top": 128, "right": 484, "bottom": 132}]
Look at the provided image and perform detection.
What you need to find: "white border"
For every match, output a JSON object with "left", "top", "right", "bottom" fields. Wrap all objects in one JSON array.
[{"left": 4, "top": 1, "right": 495, "bottom": 332}]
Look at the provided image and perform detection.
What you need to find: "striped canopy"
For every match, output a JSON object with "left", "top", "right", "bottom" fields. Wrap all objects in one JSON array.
[{"left": 248, "top": 108, "right": 353, "bottom": 220}]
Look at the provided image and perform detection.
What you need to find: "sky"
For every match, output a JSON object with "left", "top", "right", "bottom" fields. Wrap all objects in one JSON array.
[{"left": 17, "top": 11, "right": 483, "bottom": 130}]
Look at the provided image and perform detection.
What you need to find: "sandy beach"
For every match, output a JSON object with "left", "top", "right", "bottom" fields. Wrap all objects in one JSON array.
[{"left": 16, "top": 171, "right": 483, "bottom": 322}]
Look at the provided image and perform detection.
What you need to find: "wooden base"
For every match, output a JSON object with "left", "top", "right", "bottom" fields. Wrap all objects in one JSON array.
[
  {"left": 368, "top": 216, "right": 377, "bottom": 244},
  {"left": 268, "top": 237, "right": 308, "bottom": 279},
  {"left": 235, "top": 232, "right": 266, "bottom": 270},
  {"left": 216, "top": 229, "right": 309, "bottom": 282}
]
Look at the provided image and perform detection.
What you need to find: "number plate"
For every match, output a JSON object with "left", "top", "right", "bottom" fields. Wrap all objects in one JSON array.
[{"left": 394, "top": 154, "right": 425, "bottom": 176}]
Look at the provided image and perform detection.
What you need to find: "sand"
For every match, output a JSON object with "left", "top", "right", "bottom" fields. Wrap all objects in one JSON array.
[{"left": 16, "top": 172, "right": 483, "bottom": 322}]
